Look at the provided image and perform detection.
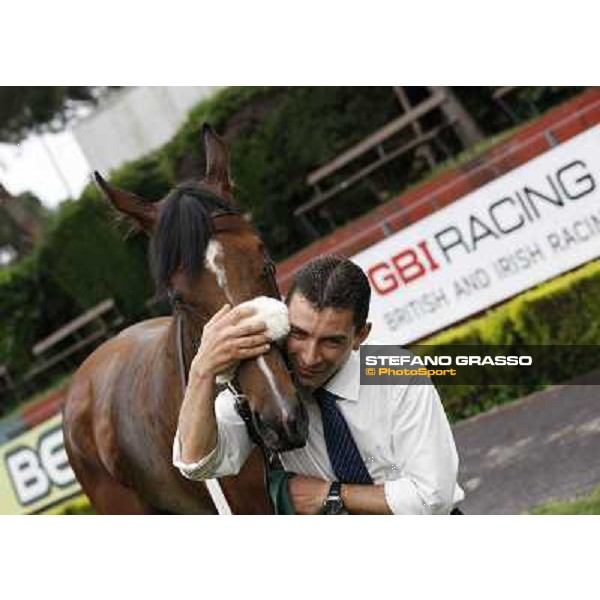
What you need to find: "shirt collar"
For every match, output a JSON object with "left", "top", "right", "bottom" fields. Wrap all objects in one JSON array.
[{"left": 322, "top": 349, "right": 361, "bottom": 402}]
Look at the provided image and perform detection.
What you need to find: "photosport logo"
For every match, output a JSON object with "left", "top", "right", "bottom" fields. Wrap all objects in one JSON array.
[{"left": 360, "top": 345, "right": 600, "bottom": 386}]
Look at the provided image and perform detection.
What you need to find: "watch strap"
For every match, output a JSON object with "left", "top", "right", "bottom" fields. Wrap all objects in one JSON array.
[
  {"left": 323, "top": 481, "right": 345, "bottom": 515},
  {"left": 327, "top": 481, "right": 342, "bottom": 501}
]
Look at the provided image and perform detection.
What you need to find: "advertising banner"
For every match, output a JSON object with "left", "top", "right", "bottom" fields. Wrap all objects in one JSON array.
[
  {"left": 352, "top": 125, "right": 600, "bottom": 344},
  {"left": 0, "top": 413, "right": 82, "bottom": 514}
]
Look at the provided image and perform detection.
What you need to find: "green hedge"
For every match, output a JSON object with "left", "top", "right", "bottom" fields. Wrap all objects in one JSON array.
[
  {"left": 416, "top": 259, "right": 600, "bottom": 421},
  {"left": 161, "top": 86, "right": 404, "bottom": 259},
  {"left": 0, "top": 253, "right": 79, "bottom": 375},
  {"left": 0, "top": 195, "right": 153, "bottom": 406},
  {"left": 38, "top": 194, "right": 152, "bottom": 318}
]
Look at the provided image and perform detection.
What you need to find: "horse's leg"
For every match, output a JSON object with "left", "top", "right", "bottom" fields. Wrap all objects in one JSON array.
[{"left": 67, "top": 447, "right": 165, "bottom": 515}]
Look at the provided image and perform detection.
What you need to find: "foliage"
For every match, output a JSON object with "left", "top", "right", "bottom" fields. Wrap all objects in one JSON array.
[
  {"left": 416, "top": 259, "right": 600, "bottom": 422},
  {"left": 0, "top": 192, "right": 153, "bottom": 393},
  {"left": 109, "top": 150, "right": 174, "bottom": 201},
  {"left": 452, "top": 87, "right": 583, "bottom": 136},
  {"left": 0, "top": 252, "right": 78, "bottom": 375},
  {"left": 531, "top": 486, "right": 600, "bottom": 515},
  {"left": 162, "top": 86, "right": 402, "bottom": 259},
  {"left": 163, "top": 86, "right": 276, "bottom": 175},
  {"left": 0, "top": 190, "right": 50, "bottom": 255},
  {"left": 0, "top": 87, "right": 114, "bottom": 143},
  {"left": 38, "top": 194, "right": 153, "bottom": 319}
]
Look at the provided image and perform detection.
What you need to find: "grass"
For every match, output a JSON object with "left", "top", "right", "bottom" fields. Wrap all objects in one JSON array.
[
  {"left": 530, "top": 486, "right": 600, "bottom": 515},
  {"left": 45, "top": 495, "right": 95, "bottom": 515}
]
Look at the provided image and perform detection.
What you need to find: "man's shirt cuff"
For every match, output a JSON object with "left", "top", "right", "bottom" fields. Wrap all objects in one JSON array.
[
  {"left": 172, "top": 427, "right": 224, "bottom": 480},
  {"left": 383, "top": 478, "right": 461, "bottom": 515}
]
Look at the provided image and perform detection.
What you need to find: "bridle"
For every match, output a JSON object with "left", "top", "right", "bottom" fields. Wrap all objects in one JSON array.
[
  {"left": 171, "top": 206, "right": 282, "bottom": 402},
  {"left": 169, "top": 196, "right": 287, "bottom": 511}
]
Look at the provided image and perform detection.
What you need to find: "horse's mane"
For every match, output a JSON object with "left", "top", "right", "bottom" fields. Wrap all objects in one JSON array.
[{"left": 151, "top": 184, "right": 241, "bottom": 290}]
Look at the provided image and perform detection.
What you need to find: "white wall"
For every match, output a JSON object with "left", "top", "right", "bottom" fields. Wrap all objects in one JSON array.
[{"left": 72, "top": 86, "right": 221, "bottom": 175}]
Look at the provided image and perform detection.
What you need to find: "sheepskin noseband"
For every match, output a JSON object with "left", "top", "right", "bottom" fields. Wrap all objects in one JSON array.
[{"left": 215, "top": 296, "right": 290, "bottom": 385}]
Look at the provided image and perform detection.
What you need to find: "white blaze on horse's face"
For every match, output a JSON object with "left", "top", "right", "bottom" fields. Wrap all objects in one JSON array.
[
  {"left": 248, "top": 297, "right": 290, "bottom": 406},
  {"left": 204, "top": 240, "right": 286, "bottom": 401},
  {"left": 257, "top": 355, "right": 286, "bottom": 406},
  {"left": 204, "top": 240, "right": 232, "bottom": 302}
]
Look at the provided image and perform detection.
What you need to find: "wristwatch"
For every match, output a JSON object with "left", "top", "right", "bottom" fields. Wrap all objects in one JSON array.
[{"left": 322, "top": 481, "right": 346, "bottom": 515}]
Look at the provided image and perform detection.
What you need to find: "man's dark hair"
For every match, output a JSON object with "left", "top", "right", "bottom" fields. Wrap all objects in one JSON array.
[{"left": 286, "top": 255, "right": 371, "bottom": 328}]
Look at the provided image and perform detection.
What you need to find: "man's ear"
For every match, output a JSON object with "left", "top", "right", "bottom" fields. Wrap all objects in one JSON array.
[{"left": 352, "top": 322, "right": 372, "bottom": 351}]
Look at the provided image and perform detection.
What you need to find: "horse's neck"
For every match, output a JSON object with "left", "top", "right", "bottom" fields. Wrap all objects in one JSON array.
[{"left": 172, "top": 313, "right": 206, "bottom": 391}]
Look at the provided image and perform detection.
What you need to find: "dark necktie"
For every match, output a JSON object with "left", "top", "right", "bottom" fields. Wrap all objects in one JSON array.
[{"left": 315, "top": 388, "right": 373, "bottom": 484}]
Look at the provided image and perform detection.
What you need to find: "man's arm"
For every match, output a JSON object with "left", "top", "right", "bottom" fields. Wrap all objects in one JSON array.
[
  {"left": 288, "top": 384, "right": 460, "bottom": 515},
  {"left": 341, "top": 484, "right": 392, "bottom": 515},
  {"left": 382, "top": 383, "right": 460, "bottom": 515},
  {"left": 174, "top": 304, "right": 271, "bottom": 477},
  {"left": 177, "top": 369, "right": 219, "bottom": 464}
]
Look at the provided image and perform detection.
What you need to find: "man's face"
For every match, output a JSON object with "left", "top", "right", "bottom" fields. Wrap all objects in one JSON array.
[{"left": 285, "top": 292, "right": 371, "bottom": 390}]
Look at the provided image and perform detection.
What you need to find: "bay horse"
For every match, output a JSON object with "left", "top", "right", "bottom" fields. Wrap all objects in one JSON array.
[{"left": 62, "top": 124, "right": 308, "bottom": 514}]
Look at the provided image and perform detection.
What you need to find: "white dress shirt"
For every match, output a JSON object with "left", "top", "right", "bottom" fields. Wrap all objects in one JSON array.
[{"left": 173, "top": 349, "right": 465, "bottom": 514}]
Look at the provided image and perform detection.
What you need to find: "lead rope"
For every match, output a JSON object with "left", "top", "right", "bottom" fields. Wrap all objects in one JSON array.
[
  {"left": 229, "top": 383, "right": 283, "bottom": 468},
  {"left": 175, "top": 313, "right": 232, "bottom": 515},
  {"left": 228, "top": 382, "right": 282, "bottom": 514}
]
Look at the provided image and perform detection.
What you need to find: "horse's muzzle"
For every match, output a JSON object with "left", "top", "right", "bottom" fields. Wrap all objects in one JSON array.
[{"left": 253, "top": 401, "right": 309, "bottom": 452}]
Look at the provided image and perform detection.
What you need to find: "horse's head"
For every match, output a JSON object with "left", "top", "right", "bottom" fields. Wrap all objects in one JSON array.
[{"left": 94, "top": 124, "right": 308, "bottom": 452}]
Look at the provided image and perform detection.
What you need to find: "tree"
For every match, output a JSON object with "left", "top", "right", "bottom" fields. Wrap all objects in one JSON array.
[
  {"left": 0, "top": 184, "right": 48, "bottom": 255},
  {"left": 0, "top": 87, "right": 114, "bottom": 143},
  {"left": 0, "top": 87, "right": 115, "bottom": 263}
]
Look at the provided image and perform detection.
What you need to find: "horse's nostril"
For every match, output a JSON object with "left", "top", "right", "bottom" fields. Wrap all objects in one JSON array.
[
  {"left": 287, "top": 404, "right": 308, "bottom": 440},
  {"left": 284, "top": 416, "right": 298, "bottom": 439},
  {"left": 281, "top": 404, "right": 308, "bottom": 448},
  {"left": 253, "top": 402, "right": 308, "bottom": 452}
]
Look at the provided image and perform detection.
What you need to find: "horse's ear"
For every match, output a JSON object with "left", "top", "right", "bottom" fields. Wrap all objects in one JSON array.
[
  {"left": 202, "top": 123, "right": 233, "bottom": 193},
  {"left": 94, "top": 171, "right": 158, "bottom": 234}
]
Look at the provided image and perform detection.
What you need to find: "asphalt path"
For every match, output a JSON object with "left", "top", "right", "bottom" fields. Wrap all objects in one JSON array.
[{"left": 452, "top": 370, "right": 600, "bottom": 514}]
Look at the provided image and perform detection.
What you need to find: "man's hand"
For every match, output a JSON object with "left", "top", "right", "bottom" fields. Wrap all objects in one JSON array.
[
  {"left": 288, "top": 475, "right": 329, "bottom": 515},
  {"left": 190, "top": 303, "right": 271, "bottom": 383}
]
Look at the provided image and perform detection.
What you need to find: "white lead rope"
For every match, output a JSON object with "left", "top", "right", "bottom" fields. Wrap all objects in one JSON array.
[
  {"left": 205, "top": 479, "right": 233, "bottom": 515},
  {"left": 172, "top": 429, "right": 234, "bottom": 515}
]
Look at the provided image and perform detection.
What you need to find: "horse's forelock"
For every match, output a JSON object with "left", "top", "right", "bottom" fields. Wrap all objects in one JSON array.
[{"left": 151, "top": 188, "right": 215, "bottom": 290}]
